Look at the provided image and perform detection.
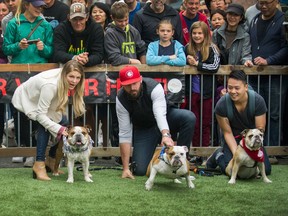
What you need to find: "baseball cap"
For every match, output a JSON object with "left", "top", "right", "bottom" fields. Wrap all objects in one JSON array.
[
  {"left": 70, "top": 3, "right": 87, "bottom": 19},
  {"left": 25, "top": 0, "right": 46, "bottom": 7},
  {"left": 119, "top": 66, "right": 142, "bottom": 86},
  {"left": 226, "top": 3, "right": 244, "bottom": 16}
]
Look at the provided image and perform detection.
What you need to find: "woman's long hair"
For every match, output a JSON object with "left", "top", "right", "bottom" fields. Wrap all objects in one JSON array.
[
  {"left": 57, "top": 60, "right": 86, "bottom": 118},
  {"left": 14, "top": 0, "right": 25, "bottom": 25},
  {"left": 186, "top": 21, "right": 212, "bottom": 62}
]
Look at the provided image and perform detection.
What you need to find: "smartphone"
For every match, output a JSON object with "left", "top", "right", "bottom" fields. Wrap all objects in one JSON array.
[{"left": 27, "top": 39, "right": 39, "bottom": 44}]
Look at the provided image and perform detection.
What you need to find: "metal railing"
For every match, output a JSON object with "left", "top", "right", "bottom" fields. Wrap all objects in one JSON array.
[{"left": 0, "top": 64, "right": 287, "bottom": 157}]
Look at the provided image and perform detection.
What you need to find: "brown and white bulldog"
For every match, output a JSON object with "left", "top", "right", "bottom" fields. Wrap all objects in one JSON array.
[
  {"left": 54, "top": 125, "right": 93, "bottom": 183},
  {"left": 225, "top": 129, "right": 272, "bottom": 184},
  {"left": 145, "top": 146, "right": 195, "bottom": 191}
]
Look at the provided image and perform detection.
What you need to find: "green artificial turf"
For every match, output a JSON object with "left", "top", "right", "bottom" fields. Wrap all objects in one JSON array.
[{"left": 0, "top": 165, "right": 287, "bottom": 216}]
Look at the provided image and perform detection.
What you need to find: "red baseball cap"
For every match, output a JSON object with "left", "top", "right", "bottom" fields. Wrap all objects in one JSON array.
[{"left": 119, "top": 66, "right": 142, "bottom": 86}]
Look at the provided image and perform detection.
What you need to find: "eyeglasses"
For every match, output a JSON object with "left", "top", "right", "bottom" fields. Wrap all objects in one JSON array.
[
  {"left": 199, "top": 9, "right": 209, "bottom": 14},
  {"left": 211, "top": 0, "right": 224, "bottom": 3},
  {"left": 258, "top": 0, "right": 276, "bottom": 7}
]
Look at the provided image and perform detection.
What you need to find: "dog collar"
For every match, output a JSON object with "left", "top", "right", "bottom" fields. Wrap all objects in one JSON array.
[
  {"left": 240, "top": 137, "right": 265, "bottom": 163},
  {"left": 158, "top": 146, "right": 182, "bottom": 174},
  {"left": 62, "top": 136, "right": 93, "bottom": 155}
]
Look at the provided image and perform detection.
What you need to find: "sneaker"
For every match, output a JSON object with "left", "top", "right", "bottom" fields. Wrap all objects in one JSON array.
[
  {"left": 189, "top": 156, "right": 203, "bottom": 166},
  {"left": 24, "top": 157, "right": 35, "bottom": 167},
  {"left": 206, "top": 147, "right": 223, "bottom": 169},
  {"left": 12, "top": 157, "right": 24, "bottom": 163}
]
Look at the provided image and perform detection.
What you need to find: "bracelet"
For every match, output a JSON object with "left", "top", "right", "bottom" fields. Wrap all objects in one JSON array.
[{"left": 162, "top": 132, "right": 171, "bottom": 138}]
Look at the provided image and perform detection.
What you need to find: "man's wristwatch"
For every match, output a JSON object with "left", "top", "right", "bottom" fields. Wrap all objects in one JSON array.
[{"left": 162, "top": 132, "right": 171, "bottom": 138}]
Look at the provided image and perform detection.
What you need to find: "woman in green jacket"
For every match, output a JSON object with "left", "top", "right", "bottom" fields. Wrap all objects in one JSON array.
[{"left": 3, "top": 0, "right": 53, "bottom": 63}]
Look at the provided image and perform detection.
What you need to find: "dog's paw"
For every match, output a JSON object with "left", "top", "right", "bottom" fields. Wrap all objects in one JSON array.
[
  {"left": 66, "top": 178, "right": 74, "bottom": 183},
  {"left": 263, "top": 178, "right": 272, "bottom": 183},
  {"left": 228, "top": 179, "right": 236, "bottom": 184},
  {"left": 85, "top": 177, "right": 93, "bottom": 183},
  {"left": 188, "top": 181, "right": 195, "bottom": 189},
  {"left": 174, "top": 179, "right": 182, "bottom": 184},
  {"left": 88, "top": 172, "right": 92, "bottom": 178},
  {"left": 145, "top": 181, "right": 153, "bottom": 191}
]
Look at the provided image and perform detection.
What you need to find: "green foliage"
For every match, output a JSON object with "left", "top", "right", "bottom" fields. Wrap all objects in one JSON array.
[{"left": 0, "top": 165, "right": 287, "bottom": 216}]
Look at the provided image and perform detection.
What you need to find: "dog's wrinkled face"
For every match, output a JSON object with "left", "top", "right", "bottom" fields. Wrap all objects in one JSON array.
[
  {"left": 165, "top": 146, "right": 188, "bottom": 167},
  {"left": 242, "top": 129, "right": 264, "bottom": 150},
  {"left": 67, "top": 126, "right": 91, "bottom": 150}
]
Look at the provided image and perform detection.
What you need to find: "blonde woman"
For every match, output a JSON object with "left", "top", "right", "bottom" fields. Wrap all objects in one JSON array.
[{"left": 12, "top": 60, "right": 86, "bottom": 181}]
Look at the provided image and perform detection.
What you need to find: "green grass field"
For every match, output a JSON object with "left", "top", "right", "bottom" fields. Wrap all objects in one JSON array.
[{"left": 0, "top": 165, "right": 287, "bottom": 216}]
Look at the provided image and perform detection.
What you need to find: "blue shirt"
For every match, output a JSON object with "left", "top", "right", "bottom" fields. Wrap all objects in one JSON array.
[{"left": 129, "top": 2, "right": 142, "bottom": 24}]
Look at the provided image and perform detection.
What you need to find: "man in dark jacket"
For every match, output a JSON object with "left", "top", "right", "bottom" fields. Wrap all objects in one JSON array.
[
  {"left": 133, "top": 0, "right": 183, "bottom": 47},
  {"left": 53, "top": 2, "right": 104, "bottom": 66},
  {"left": 249, "top": 0, "right": 288, "bottom": 146}
]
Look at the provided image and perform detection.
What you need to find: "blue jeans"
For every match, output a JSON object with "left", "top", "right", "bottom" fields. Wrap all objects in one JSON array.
[
  {"left": 132, "top": 107, "right": 196, "bottom": 176},
  {"left": 250, "top": 76, "right": 287, "bottom": 146},
  {"left": 36, "top": 116, "right": 69, "bottom": 161}
]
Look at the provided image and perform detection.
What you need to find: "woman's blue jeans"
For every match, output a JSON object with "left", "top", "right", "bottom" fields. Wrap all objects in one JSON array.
[{"left": 36, "top": 116, "right": 69, "bottom": 161}]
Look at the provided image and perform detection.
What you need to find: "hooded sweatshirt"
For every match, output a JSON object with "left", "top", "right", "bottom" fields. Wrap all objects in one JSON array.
[
  {"left": 53, "top": 18, "right": 104, "bottom": 66},
  {"left": 104, "top": 22, "right": 146, "bottom": 66}
]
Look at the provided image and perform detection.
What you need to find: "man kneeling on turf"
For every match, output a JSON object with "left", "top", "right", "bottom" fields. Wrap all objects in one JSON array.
[{"left": 116, "top": 66, "right": 196, "bottom": 179}]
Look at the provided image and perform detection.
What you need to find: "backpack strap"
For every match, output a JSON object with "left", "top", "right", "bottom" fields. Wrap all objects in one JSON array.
[
  {"left": 225, "top": 90, "right": 255, "bottom": 122},
  {"left": 225, "top": 93, "right": 233, "bottom": 121},
  {"left": 247, "top": 90, "right": 255, "bottom": 119}
]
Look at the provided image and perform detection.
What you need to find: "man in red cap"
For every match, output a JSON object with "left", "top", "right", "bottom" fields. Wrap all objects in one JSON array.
[{"left": 116, "top": 65, "right": 196, "bottom": 179}]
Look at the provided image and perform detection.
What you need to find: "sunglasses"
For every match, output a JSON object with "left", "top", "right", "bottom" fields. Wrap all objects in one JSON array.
[{"left": 199, "top": 9, "right": 209, "bottom": 14}]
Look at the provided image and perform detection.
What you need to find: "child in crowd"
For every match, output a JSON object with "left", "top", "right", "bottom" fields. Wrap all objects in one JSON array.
[
  {"left": 146, "top": 19, "right": 186, "bottom": 66},
  {"left": 104, "top": 1, "right": 146, "bottom": 66},
  {"left": 185, "top": 21, "right": 220, "bottom": 147}
]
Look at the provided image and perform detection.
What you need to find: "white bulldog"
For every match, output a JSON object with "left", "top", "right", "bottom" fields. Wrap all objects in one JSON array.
[
  {"left": 54, "top": 126, "right": 93, "bottom": 183},
  {"left": 226, "top": 129, "right": 272, "bottom": 184},
  {"left": 145, "top": 146, "right": 195, "bottom": 191}
]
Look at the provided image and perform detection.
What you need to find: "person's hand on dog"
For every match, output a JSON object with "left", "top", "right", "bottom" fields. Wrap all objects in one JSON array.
[
  {"left": 122, "top": 169, "right": 135, "bottom": 179},
  {"left": 161, "top": 137, "right": 174, "bottom": 147},
  {"left": 62, "top": 128, "right": 68, "bottom": 137}
]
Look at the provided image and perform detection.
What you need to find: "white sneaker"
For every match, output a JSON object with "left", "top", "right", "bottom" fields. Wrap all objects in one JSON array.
[
  {"left": 24, "top": 157, "right": 35, "bottom": 167},
  {"left": 12, "top": 157, "right": 24, "bottom": 163}
]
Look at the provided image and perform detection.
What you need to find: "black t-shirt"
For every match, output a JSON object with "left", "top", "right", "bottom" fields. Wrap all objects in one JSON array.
[
  {"left": 215, "top": 92, "right": 267, "bottom": 136},
  {"left": 158, "top": 41, "right": 175, "bottom": 56},
  {"left": 257, "top": 15, "right": 274, "bottom": 44},
  {"left": 43, "top": 0, "right": 69, "bottom": 29}
]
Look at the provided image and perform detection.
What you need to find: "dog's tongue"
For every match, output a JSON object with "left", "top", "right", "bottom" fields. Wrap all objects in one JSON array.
[{"left": 76, "top": 141, "right": 82, "bottom": 145}]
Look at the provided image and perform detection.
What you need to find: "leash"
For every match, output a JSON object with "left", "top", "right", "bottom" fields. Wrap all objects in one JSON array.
[
  {"left": 76, "top": 166, "right": 123, "bottom": 171},
  {"left": 192, "top": 167, "right": 222, "bottom": 177},
  {"left": 76, "top": 161, "right": 137, "bottom": 172}
]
